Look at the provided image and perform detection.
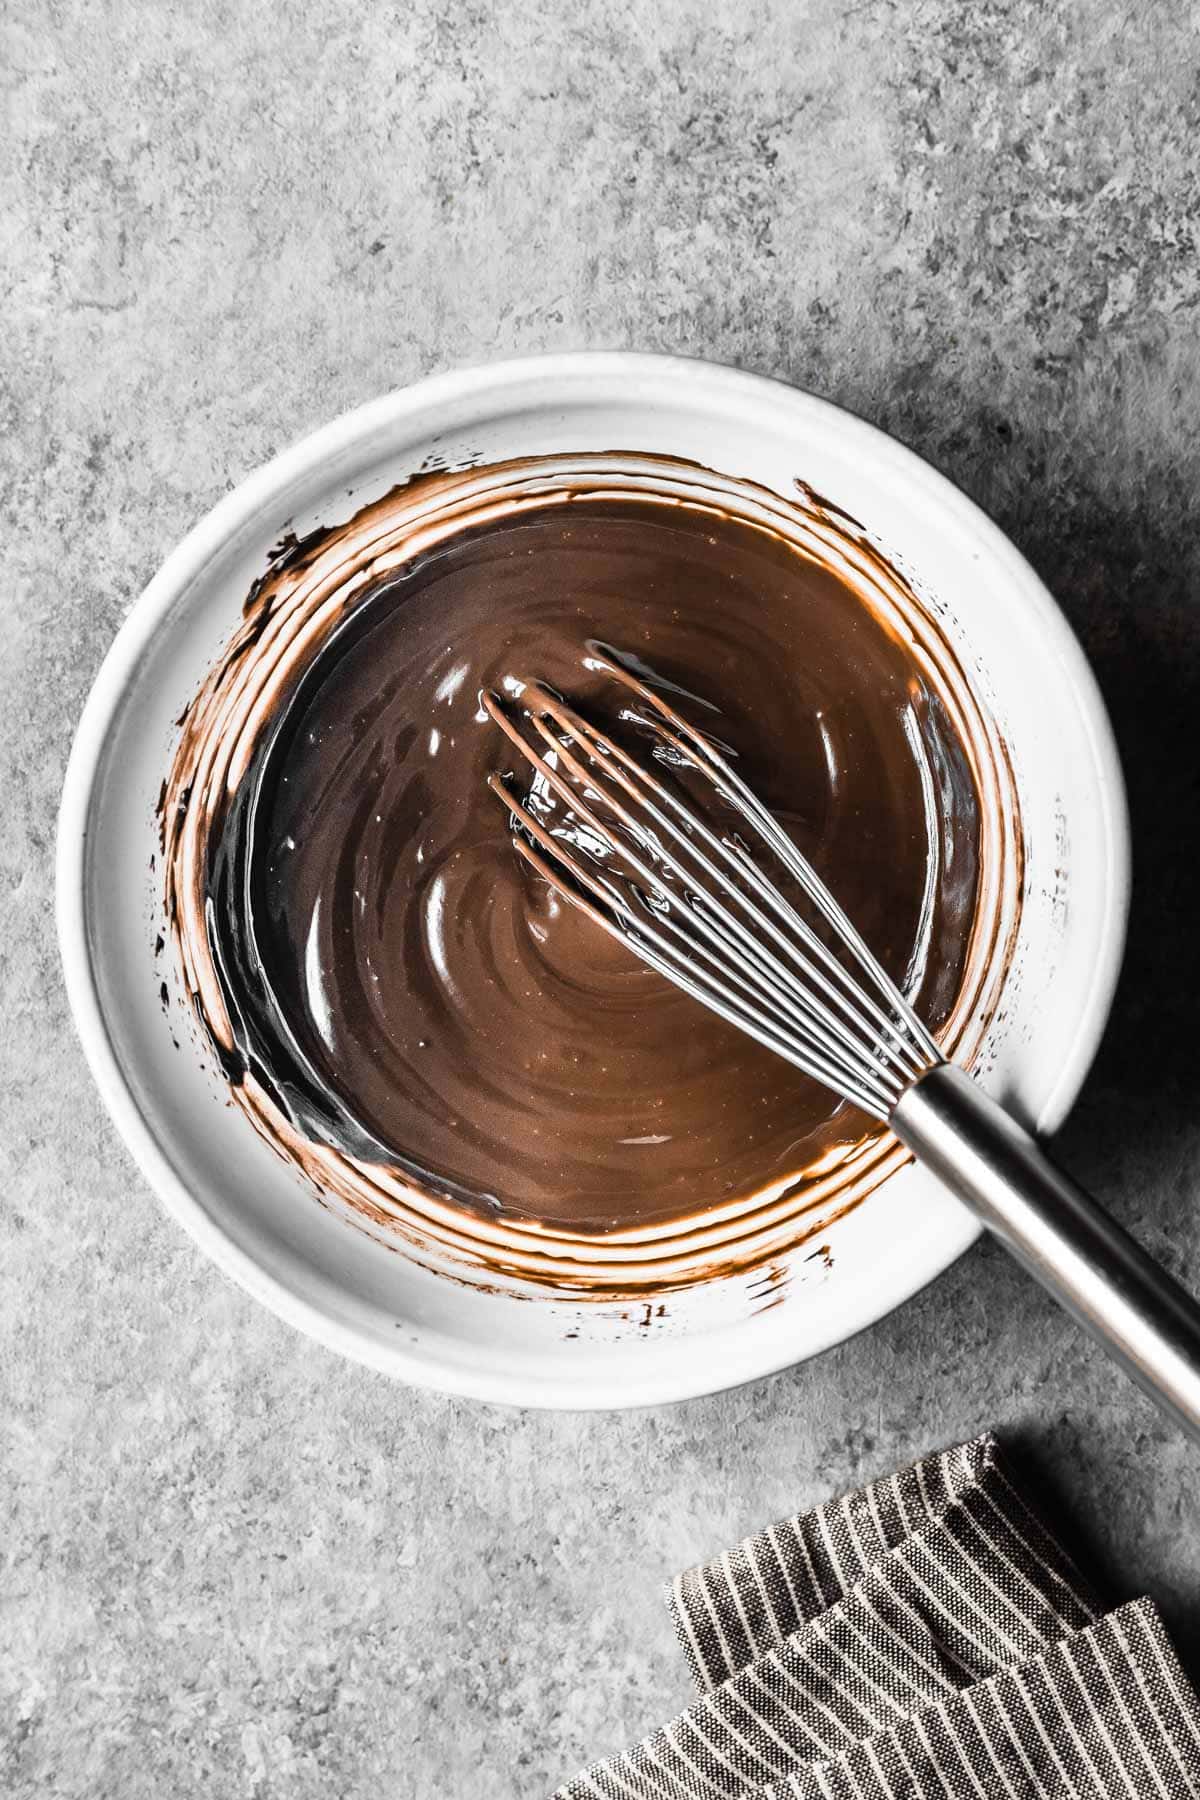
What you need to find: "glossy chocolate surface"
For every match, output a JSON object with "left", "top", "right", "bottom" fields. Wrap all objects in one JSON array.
[{"left": 190, "top": 486, "right": 981, "bottom": 1234}]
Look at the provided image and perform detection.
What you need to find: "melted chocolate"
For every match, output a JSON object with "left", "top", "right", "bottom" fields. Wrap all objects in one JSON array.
[{"left": 197, "top": 491, "right": 981, "bottom": 1235}]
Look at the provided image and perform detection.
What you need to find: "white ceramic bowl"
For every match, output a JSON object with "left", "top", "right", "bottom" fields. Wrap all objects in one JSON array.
[{"left": 57, "top": 353, "right": 1129, "bottom": 1408}]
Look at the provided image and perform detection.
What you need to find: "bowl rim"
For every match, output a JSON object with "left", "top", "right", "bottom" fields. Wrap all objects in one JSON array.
[{"left": 56, "top": 350, "right": 1131, "bottom": 1406}]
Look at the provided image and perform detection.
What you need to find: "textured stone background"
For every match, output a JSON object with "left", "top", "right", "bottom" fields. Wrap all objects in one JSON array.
[{"left": 5, "top": 1, "right": 1200, "bottom": 1794}]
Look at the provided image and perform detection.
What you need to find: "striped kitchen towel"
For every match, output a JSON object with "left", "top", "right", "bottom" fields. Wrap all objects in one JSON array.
[{"left": 557, "top": 1434, "right": 1200, "bottom": 1799}]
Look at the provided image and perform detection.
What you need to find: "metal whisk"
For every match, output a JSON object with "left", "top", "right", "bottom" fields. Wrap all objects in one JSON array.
[{"left": 485, "top": 667, "right": 1200, "bottom": 1445}]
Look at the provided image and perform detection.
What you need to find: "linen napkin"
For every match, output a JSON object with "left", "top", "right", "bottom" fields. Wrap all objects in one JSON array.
[{"left": 557, "top": 1434, "right": 1200, "bottom": 1799}]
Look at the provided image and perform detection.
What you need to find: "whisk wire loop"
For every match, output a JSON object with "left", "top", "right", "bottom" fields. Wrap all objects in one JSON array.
[
  {"left": 483, "top": 680, "right": 944, "bottom": 1122},
  {"left": 492, "top": 779, "right": 899, "bottom": 1115},
  {"left": 528, "top": 692, "right": 933, "bottom": 1085}
]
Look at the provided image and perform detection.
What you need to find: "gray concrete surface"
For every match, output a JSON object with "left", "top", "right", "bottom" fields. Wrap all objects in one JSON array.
[{"left": 5, "top": 1, "right": 1200, "bottom": 1794}]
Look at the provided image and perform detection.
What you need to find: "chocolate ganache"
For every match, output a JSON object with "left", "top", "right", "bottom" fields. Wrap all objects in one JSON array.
[{"left": 164, "top": 454, "right": 1002, "bottom": 1268}]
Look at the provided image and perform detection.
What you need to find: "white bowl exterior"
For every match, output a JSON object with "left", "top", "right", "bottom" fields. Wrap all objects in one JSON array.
[{"left": 57, "top": 354, "right": 1129, "bottom": 1407}]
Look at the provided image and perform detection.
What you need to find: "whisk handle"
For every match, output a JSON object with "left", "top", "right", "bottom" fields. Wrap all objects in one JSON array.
[{"left": 892, "top": 1062, "right": 1200, "bottom": 1445}]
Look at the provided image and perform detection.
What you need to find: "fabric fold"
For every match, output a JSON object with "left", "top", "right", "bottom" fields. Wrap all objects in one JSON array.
[{"left": 557, "top": 1436, "right": 1200, "bottom": 1800}]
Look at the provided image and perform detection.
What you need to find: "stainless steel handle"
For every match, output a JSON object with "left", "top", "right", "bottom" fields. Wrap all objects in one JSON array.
[{"left": 891, "top": 1062, "right": 1200, "bottom": 1445}]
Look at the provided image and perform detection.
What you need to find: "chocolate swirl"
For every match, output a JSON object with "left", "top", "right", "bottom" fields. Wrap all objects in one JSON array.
[{"left": 162, "top": 454, "right": 1020, "bottom": 1292}]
